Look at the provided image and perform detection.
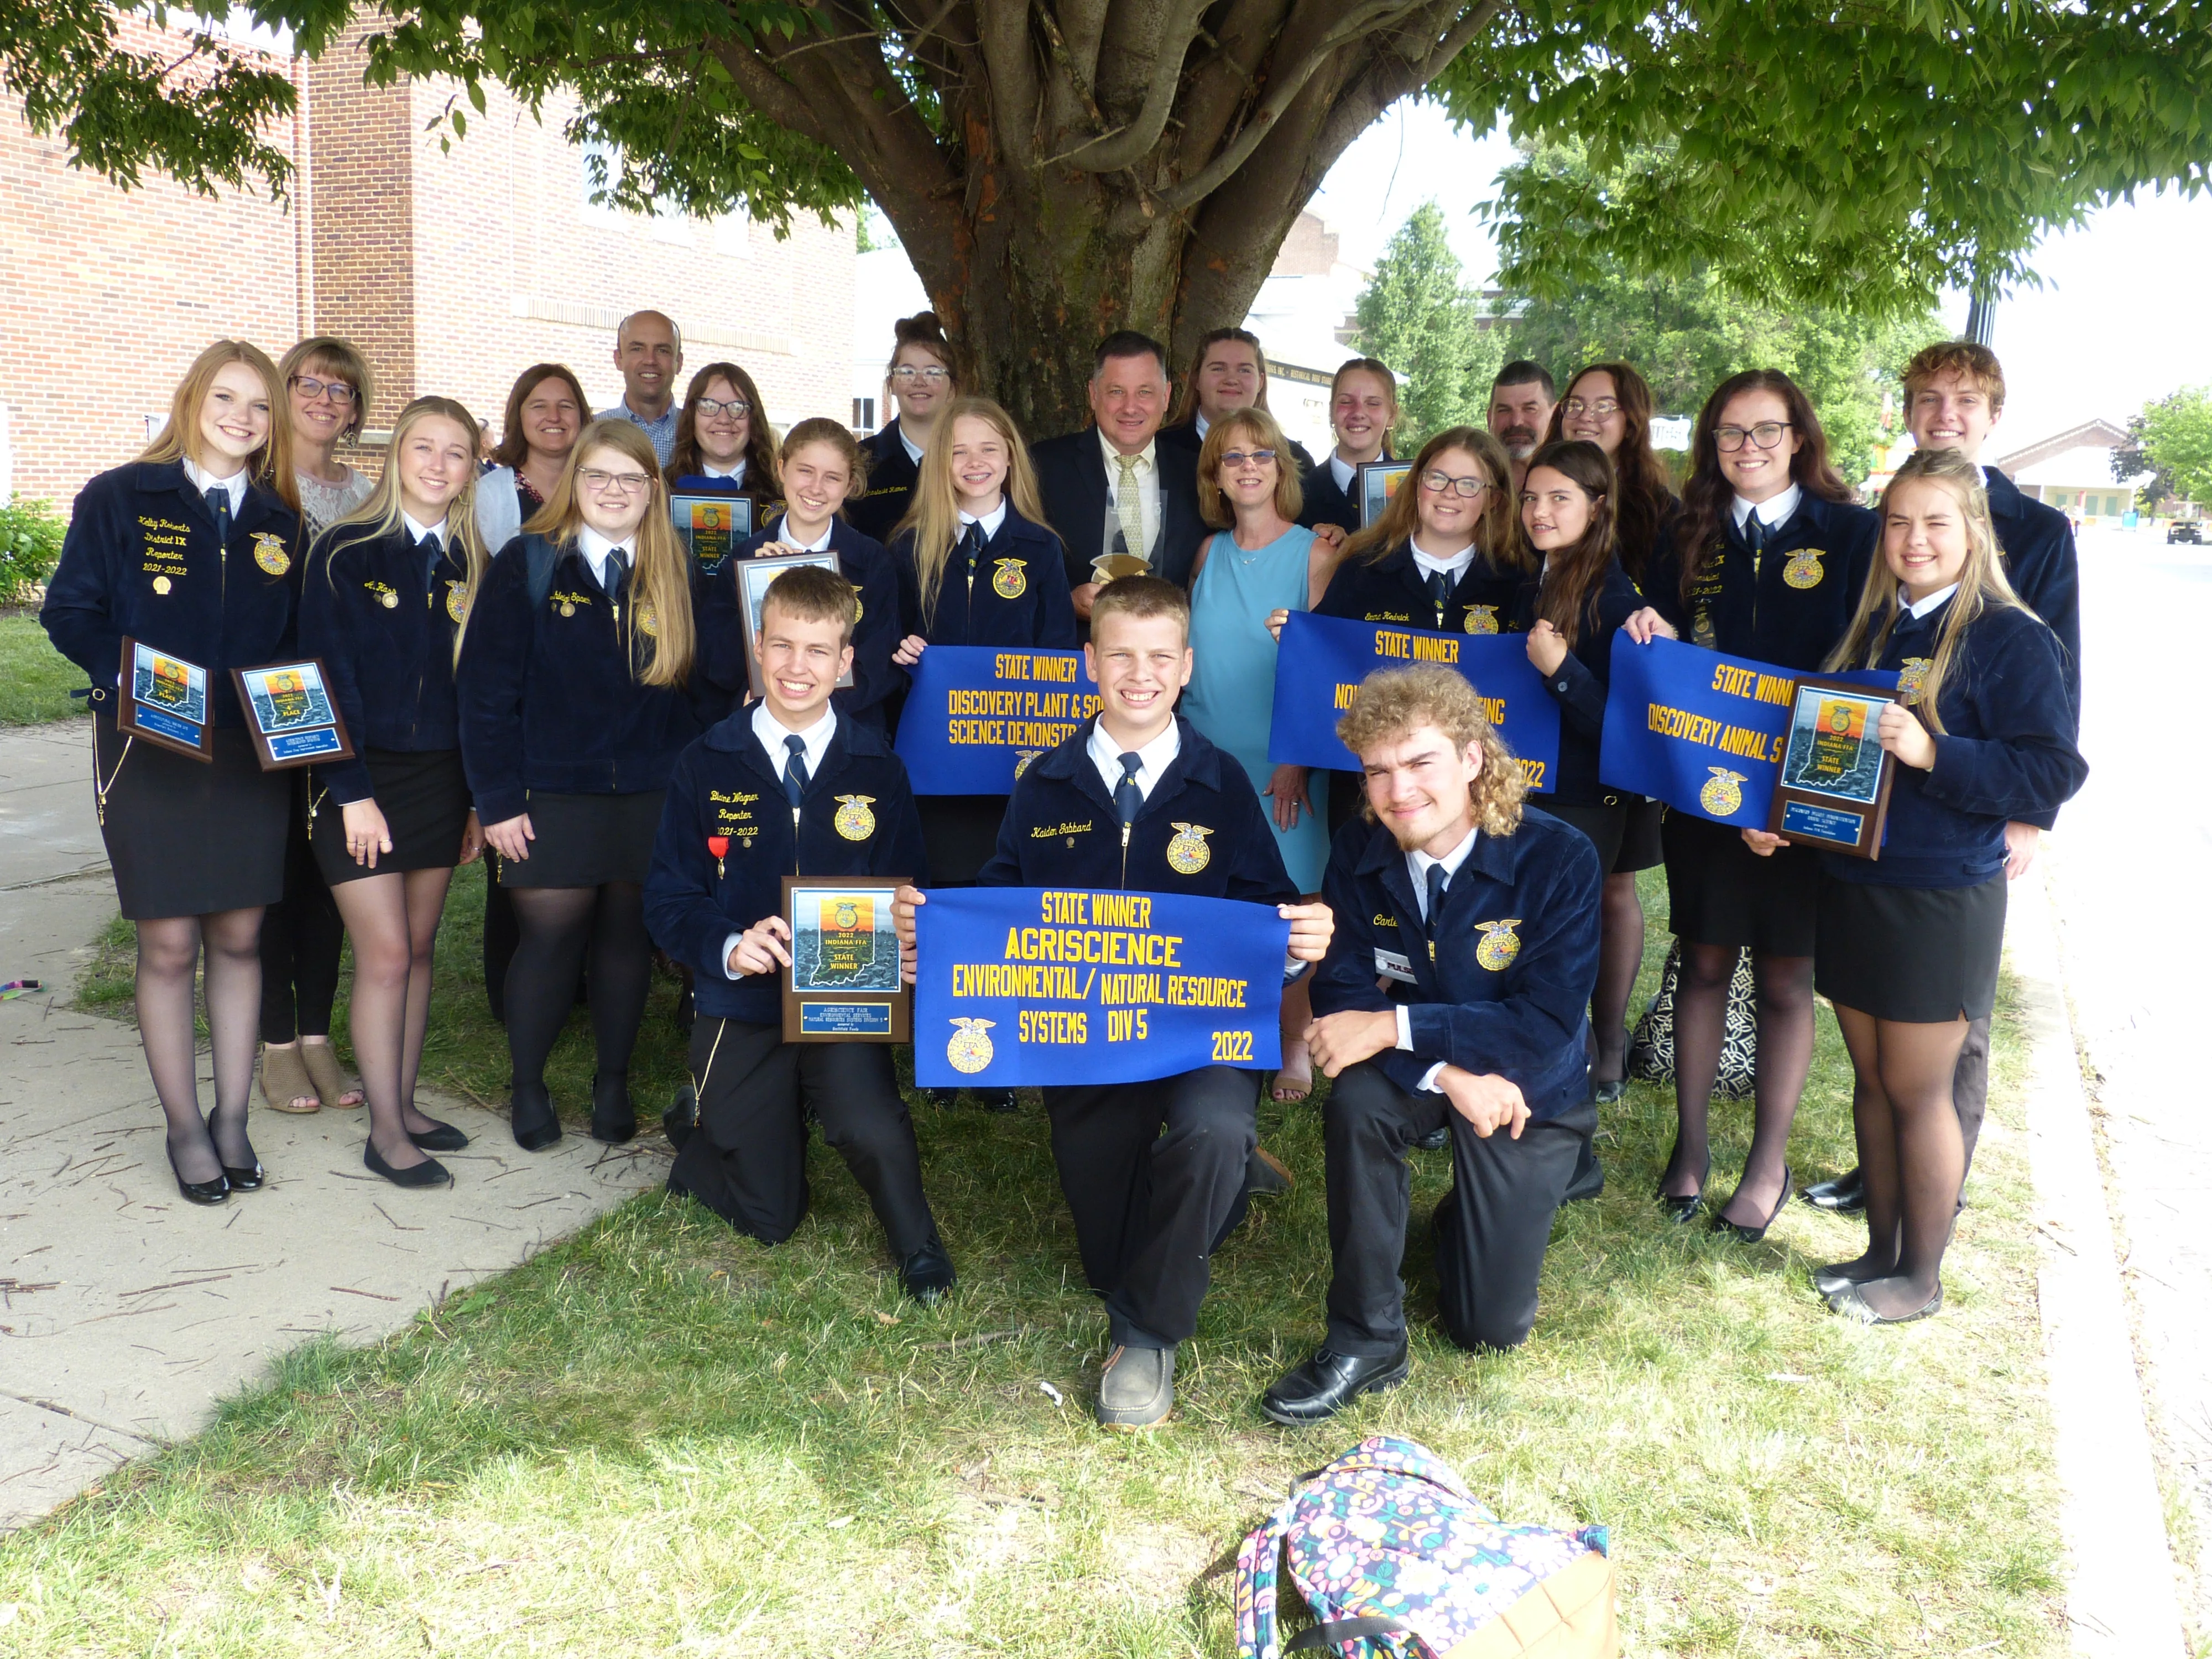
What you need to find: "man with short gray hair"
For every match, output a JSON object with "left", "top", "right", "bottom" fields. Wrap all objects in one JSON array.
[{"left": 599, "top": 309, "right": 684, "bottom": 466}]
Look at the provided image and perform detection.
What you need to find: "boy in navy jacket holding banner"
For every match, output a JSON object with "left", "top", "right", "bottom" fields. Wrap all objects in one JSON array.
[
  {"left": 645, "top": 565, "right": 956, "bottom": 1305},
  {"left": 1262, "top": 664, "right": 1601, "bottom": 1426},
  {"left": 895, "top": 576, "right": 1333, "bottom": 1428}
]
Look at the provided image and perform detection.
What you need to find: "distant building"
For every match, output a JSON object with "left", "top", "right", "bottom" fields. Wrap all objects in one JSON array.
[
  {"left": 1, "top": 15, "right": 853, "bottom": 504},
  {"left": 1990, "top": 419, "right": 2152, "bottom": 527}
]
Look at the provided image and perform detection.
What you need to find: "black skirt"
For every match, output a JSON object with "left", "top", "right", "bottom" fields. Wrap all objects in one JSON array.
[
  {"left": 311, "top": 749, "right": 472, "bottom": 886},
  {"left": 917, "top": 793, "right": 1008, "bottom": 886},
  {"left": 1662, "top": 808, "right": 1819, "bottom": 956},
  {"left": 1544, "top": 799, "right": 1630, "bottom": 874},
  {"left": 1615, "top": 795, "right": 1665, "bottom": 874},
  {"left": 1817, "top": 873, "right": 2006, "bottom": 1023},
  {"left": 93, "top": 711, "right": 288, "bottom": 920},
  {"left": 498, "top": 789, "right": 665, "bottom": 888}
]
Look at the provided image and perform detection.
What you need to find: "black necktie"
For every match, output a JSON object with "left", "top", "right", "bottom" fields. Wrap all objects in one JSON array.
[
  {"left": 1427, "top": 567, "right": 1453, "bottom": 625},
  {"left": 205, "top": 484, "right": 231, "bottom": 546},
  {"left": 782, "top": 733, "right": 810, "bottom": 811},
  {"left": 1113, "top": 752, "right": 1144, "bottom": 829},
  {"left": 1745, "top": 511, "right": 1767, "bottom": 575},
  {"left": 1424, "top": 861, "right": 1449, "bottom": 954},
  {"left": 418, "top": 531, "right": 443, "bottom": 589},
  {"left": 959, "top": 519, "right": 987, "bottom": 568},
  {"left": 606, "top": 547, "right": 630, "bottom": 597}
]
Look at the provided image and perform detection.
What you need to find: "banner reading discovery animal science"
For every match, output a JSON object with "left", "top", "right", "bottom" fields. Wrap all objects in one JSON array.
[
  {"left": 912, "top": 886, "right": 1291, "bottom": 1088},
  {"left": 893, "top": 645, "right": 1102, "bottom": 795},
  {"left": 1266, "top": 611, "right": 1559, "bottom": 792},
  {"left": 1600, "top": 633, "right": 1898, "bottom": 827}
]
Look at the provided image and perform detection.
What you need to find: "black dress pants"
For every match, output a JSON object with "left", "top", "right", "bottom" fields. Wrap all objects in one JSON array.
[
  {"left": 1322, "top": 1061, "right": 1595, "bottom": 1355},
  {"left": 669, "top": 1018, "right": 940, "bottom": 1259},
  {"left": 1044, "top": 1065, "right": 1259, "bottom": 1350}
]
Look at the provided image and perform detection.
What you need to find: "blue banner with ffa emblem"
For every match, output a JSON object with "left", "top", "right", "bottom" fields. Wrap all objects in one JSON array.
[
  {"left": 1265, "top": 611, "right": 1559, "bottom": 792},
  {"left": 893, "top": 645, "right": 1103, "bottom": 795},
  {"left": 911, "top": 886, "right": 1291, "bottom": 1088},
  {"left": 1600, "top": 633, "right": 1898, "bottom": 826}
]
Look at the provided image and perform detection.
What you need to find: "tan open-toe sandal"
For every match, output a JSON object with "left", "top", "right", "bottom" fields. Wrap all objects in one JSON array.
[
  {"left": 259, "top": 1044, "right": 320, "bottom": 1114},
  {"left": 299, "top": 1040, "right": 364, "bottom": 1109}
]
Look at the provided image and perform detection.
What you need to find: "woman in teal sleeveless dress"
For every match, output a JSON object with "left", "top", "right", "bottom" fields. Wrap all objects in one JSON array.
[{"left": 1181, "top": 410, "right": 1338, "bottom": 1099}]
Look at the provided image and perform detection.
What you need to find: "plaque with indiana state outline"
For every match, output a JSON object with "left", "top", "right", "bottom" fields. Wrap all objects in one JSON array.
[
  {"left": 781, "top": 875, "right": 911, "bottom": 1041},
  {"left": 1765, "top": 673, "right": 1900, "bottom": 858}
]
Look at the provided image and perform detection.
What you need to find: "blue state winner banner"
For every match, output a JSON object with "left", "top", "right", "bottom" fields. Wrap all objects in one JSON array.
[
  {"left": 912, "top": 886, "right": 1291, "bottom": 1088},
  {"left": 1600, "top": 633, "right": 1898, "bottom": 827},
  {"left": 894, "top": 645, "right": 1102, "bottom": 795},
  {"left": 1266, "top": 611, "right": 1559, "bottom": 792}
]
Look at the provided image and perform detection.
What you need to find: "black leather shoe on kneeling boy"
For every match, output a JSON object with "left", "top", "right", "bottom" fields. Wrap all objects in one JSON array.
[
  {"left": 1800, "top": 1167, "right": 1866, "bottom": 1214},
  {"left": 898, "top": 1238, "right": 958, "bottom": 1306},
  {"left": 1260, "top": 1342, "right": 1411, "bottom": 1427}
]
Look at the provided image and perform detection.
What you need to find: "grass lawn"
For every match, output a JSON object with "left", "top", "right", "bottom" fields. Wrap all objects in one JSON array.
[
  {"left": 19, "top": 868, "right": 2063, "bottom": 1656},
  {"left": 0, "top": 612, "right": 84, "bottom": 724}
]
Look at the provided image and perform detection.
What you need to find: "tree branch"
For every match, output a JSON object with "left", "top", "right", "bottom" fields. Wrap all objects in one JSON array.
[
  {"left": 976, "top": 0, "right": 1041, "bottom": 173},
  {"left": 1058, "top": 0, "right": 1212, "bottom": 173}
]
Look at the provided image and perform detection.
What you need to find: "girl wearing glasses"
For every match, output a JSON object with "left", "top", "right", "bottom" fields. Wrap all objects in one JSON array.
[
  {"left": 849, "top": 312, "right": 958, "bottom": 543},
  {"left": 1622, "top": 368, "right": 1879, "bottom": 1240},
  {"left": 665, "top": 362, "right": 781, "bottom": 566},
  {"left": 1318, "top": 426, "right": 1526, "bottom": 634},
  {"left": 253, "top": 337, "right": 378, "bottom": 1120},
  {"left": 460, "top": 419, "right": 713, "bottom": 1152},
  {"left": 42, "top": 340, "right": 302, "bottom": 1206},
  {"left": 1299, "top": 357, "right": 1400, "bottom": 535}
]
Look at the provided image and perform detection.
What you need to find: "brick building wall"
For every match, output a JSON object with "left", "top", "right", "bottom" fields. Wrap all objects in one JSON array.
[{"left": 2, "top": 17, "right": 855, "bottom": 508}]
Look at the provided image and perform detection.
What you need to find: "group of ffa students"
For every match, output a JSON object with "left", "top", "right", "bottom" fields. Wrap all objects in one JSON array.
[{"left": 42, "top": 324, "right": 2083, "bottom": 1428}]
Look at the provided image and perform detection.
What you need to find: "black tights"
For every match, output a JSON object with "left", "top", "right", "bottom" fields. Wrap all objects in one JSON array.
[
  {"left": 258, "top": 818, "right": 344, "bottom": 1042},
  {"left": 504, "top": 883, "right": 651, "bottom": 1093},
  {"left": 138, "top": 908, "right": 264, "bottom": 1186},
  {"left": 1830, "top": 1005, "right": 1966, "bottom": 1316},
  {"left": 332, "top": 868, "right": 456, "bottom": 1170},
  {"left": 1589, "top": 872, "right": 1644, "bottom": 1082},
  {"left": 1659, "top": 943, "right": 1814, "bottom": 1227}
]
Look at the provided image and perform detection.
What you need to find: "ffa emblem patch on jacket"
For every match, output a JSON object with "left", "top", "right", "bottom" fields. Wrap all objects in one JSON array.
[
  {"left": 1463, "top": 605, "right": 1500, "bottom": 635},
  {"left": 992, "top": 559, "right": 1027, "bottom": 599},
  {"left": 1474, "top": 919, "right": 1523, "bottom": 972},
  {"left": 1699, "top": 766, "right": 1746, "bottom": 816},
  {"left": 635, "top": 601, "right": 660, "bottom": 637},
  {"left": 1166, "top": 822, "right": 1213, "bottom": 874},
  {"left": 446, "top": 582, "right": 469, "bottom": 623},
  {"left": 833, "top": 794, "right": 877, "bottom": 839},
  {"left": 1897, "top": 656, "right": 1932, "bottom": 703},
  {"left": 1782, "top": 548, "right": 1825, "bottom": 589},
  {"left": 946, "top": 1017, "right": 995, "bottom": 1074},
  {"left": 252, "top": 533, "right": 290, "bottom": 576},
  {"left": 1014, "top": 749, "right": 1042, "bottom": 778}
]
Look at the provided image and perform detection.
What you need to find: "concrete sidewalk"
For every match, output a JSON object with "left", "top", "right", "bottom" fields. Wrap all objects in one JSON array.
[{"left": 0, "top": 718, "right": 669, "bottom": 1531}]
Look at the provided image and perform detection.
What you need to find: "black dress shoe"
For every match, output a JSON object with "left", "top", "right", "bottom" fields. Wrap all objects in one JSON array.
[
  {"left": 1827, "top": 1280, "right": 1943, "bottom": 1324},
  {"left": 408, "top": 1118, "right": 470, "bottom": 1152},
  {"left": 510, "top": 1081, "right": 562, "bottom": 1151},
  {"left": 1712, "top": 1166, "right": 1791, "bottom": 1244},
  {"left": 1810, "top": 1260, "right": 1882, "bottom": 1297},
  {"left": 1246, "top": 1146, "right": 1294, "bottom": 1196},
  {"left": 1260, "top": 1343, "right": 1411, "bottom": 1426},
  {"left": 1591, "top": 1077, "right": 1625, "bottom": 1104},
  {"left": 1655, "top": 1157, "right": 1709, "bottom": 1225},
  {"left": 1801, "top": 1167, "right": 1866, "bottom": 1215},
  {"left": 971, "top": 1088, "right": 1019, "bottom": 1114},
  {"left": 919, "top": 1087, "right": 960, "bottom": 1110},
  {"left": 663, "top": 1082, "right": 698, "bottom": 1152},
  {"left": 222, "top": 1162, "right": 267, "bottom": 1191},
  {"left": 590, "top": 1073, "right": 637, "bottom": 1145},
  {"left": 364, "top": 1140, "right": 453, "bottom": 1188},
  {"left": 166, "top": 1147, "right": 229, "bottom": 1206},
  {"left": 1413, "top": 1125, "right": 1451, "bottom": 1152},
  {"left": 898, "top": 1239, "right": 958, "bottom": 1306}
]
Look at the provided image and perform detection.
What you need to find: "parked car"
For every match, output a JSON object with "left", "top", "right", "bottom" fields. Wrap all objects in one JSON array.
[{"left": 2169, "top": 521, "right": 2203, "bottom": 545}]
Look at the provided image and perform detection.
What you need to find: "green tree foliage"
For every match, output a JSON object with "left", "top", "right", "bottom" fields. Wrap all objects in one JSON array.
[
  {"left": 0, "top": 495, "right": 66, "bottom": 605},
  {"left": 1353, "top": 203, "right": 1504, "bottom": 445},
  {"left": 1499, "top": 147, "right": 1945, "bottom": 484},
  {"left": 2132, "top": 387, "right": 2212, "bottom": 508}
]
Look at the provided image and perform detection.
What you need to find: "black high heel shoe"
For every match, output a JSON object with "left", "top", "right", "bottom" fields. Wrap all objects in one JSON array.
[
  {"left": 1712, "top": 1165, "right": 1792, "bottom": 1244},
  {"left": 365, "top": 1140, "right": 452, "bottom": 1188},
  {"left": 1654, "top": 1155, "right": 1709, "bottom": 1225},
  {"left": 408, "top": 1117, "right": 471, "bottom": 1152},
  {"left": 510, "top": 1081, "right": 562, "bottom": 1151},
  {"left": 165, "top": 1146, "right": 230, "bottom": 1205},
  {"left": 591, "top": 1073, "right": 637, "bottom": 1144}
]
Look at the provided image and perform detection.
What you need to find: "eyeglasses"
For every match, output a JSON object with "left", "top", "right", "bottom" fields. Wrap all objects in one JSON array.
[
  {"left": 891, "top": 366, "right": 950, "bottom": 384},
  {"left": 1420, "top": 470, "right": 1489, "bottom": 498},
  {"left": 1562, "top": 397, "right": 1620, "bottom": 418},
  {"left": 695, "top": 397, "right": 751, "bottom": 420},
  {"left": 290, "top": 376, "right": 356, "bottom": 406},
  {"left": 1219, "top": 448, "right": 1277, "bottom": 469},
  {"left": 577, "top": 468, "right": 654, "bottom": 495},
  {"left": 1714, "top": 421, "right": 1793, "bottom": 452}
]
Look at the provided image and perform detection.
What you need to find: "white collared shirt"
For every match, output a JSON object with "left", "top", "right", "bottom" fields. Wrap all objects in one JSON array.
[
  {"left": 1088, "top": 716, "right": 1180, "bottom": 805},
  {"left": 1328, "top": 453, "right": 1357, "bottom": 495},
  {"left": 702, "top": 458, "right": 747, "bottom": 485},
  {"left": 184, "top": 457, "right": 246, "bottom": 515},
  {"left": 899, "top": 425, "right": 926, "bottom": 466},
  {"left": 724, "top": 702, "right": 841, "bottom": 977},
  {"left": 958, "top": 500, "right": 1008, "bottom": 542},
  {"left": 1410, "top": 534, "right": 1478, "bottom": 584},
  {"left": 401, "top": 512, "right": 447, "bottom": 550},
  {"left": 577, "top": 525, "right": 636, "bottom": 591},
  {"left": 1097, "top": 429, "right": 1162, "bottom": 557},
  {"left": 1733, "top": 483, "right": 1802, "bottom": 537},
  {"left": 1397, "top": 825, "right": 1481, "bottom": 1088},
  {"left": 1903, "top": 581, "right": 1959, "bottom": 619},
  {"left": 1193, "top": 413, "right": 1212, "bottom": 441},
  {"left": 773, "top": 514, "right": 835, "bottom": 554}
]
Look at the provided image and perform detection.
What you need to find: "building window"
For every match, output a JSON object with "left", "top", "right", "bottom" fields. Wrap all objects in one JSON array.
[
  {"left": 714, "top": 215, "right": 750, "bottom": 257},
  {"left": 580, "top": 139, "right": 620, "bottom": 225},
  {"left": 853, "top": 396, "right": 875, "bottom": 432}
]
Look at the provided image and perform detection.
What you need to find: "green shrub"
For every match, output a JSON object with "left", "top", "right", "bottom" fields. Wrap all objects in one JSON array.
[{"left": 0, "top": 494, "right": 65, "bottom": 604}]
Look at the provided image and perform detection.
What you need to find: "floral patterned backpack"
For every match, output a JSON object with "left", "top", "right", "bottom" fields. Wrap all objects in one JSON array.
[{"left": 1234, "top": 1436, "right": 1616, "bottom": 1659}]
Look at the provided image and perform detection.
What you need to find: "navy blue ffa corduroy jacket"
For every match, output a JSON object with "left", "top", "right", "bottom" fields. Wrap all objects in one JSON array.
[
  {"left": 42, "top": 461, "right": 302, "bottom": 726},
  {"left": 1314, "top": 540, "right": 1527, "bottom": 638},
  {"left": 976, "top": 714, "right": 1297, "bottom": 902},
  {"left": 1311, "top": 808, "right": 1601, "bottom": 1119},
  {"left": 456, "top": 533, "right": 717, "bottom": 826},
  {"left": 1984, "top": 463, "right": 2081, "bottom": 703},
  {"left": 1643, "top": 493, "right": 1879, "bottom": 672},
  {"left": 700, "top": 516, "right": 900, "bottom": 731},
  {"left": 1824, "top": 597, "right": 2088, "bottom": 890},
  {"left": 297, "top": 523, "right": 470, "bottom": 805},
  {"left": 1296, "top": 460, "right": 1363, "bottom": 536},
  {"left": 1509, "top": 559, "right": 1643, "bottom": 807},
  {"left": 846, "top": 420, "right": 922, "bottom": 545},
  {"left": 890, "top": 505, "right": 1078, "bottom": 651},
  {"left": 644, "top": 709, "right": 927, "bottom": 1025}
]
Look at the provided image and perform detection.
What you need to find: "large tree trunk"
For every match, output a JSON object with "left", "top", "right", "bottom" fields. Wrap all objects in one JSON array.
[{"left": 713, "top": 1, "right": 1498, "bottom": 439}]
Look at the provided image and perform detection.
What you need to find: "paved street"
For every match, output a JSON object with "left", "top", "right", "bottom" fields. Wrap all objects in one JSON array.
[{"left": 2044, "top": 529, "right": 2212, "bottom": 1631}]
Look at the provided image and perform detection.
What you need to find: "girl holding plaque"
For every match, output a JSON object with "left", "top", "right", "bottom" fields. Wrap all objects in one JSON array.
[
  {"left": 41, "top": 340, "right": 303, "bottom": 1204},
  {"left": 300, "top": 397, "right": 493, "bottom": 1187},
  {"left": 460, "top": 419, "right": 713, "bottom": 1150},
  {"left": 848, "top": 312, "right": 958, "bottom": 544},
  {"left": 1623, "top": 370, "right": 1879, "bottom": 1240},
  {"left": 665, "top": 362, "right": 781, "bottom": 544},
  {"left": 1803, "top": 448, "right": 2085, "bottom": 1321},
  {"left": 1299, "top": 358, "right": 1399, "bottom": 535}
]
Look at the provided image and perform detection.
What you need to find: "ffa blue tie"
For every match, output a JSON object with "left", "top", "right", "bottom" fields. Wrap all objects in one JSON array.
[
  {"left": 959, "top": 518, "right": 987, "bottom": 570},
  {"left": 1113, "top": 751, "right": 1144, "bottom": 830},
  {"left": 1745, "top": 510, "right": 1767, "bottom": 575},
  {"left": 205, "top": 484, "right": 231, "bottom": 546},
  {"left": 1425, "top": 862, "right": 1450, "bottom": 946},
  {"left": 782, "top": 733, "right": 810, "bottom": 811},
  {"left": 417, "top": 531, "right": 443, "bottom": 589},
  {"left": 1427, "top": 567, "right": 1452, "bottom": 626}
]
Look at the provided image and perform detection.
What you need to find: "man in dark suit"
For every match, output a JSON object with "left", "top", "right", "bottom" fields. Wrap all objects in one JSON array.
[{"left": 1031, "top": 331, "right": 1208, "bottom": 623}]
